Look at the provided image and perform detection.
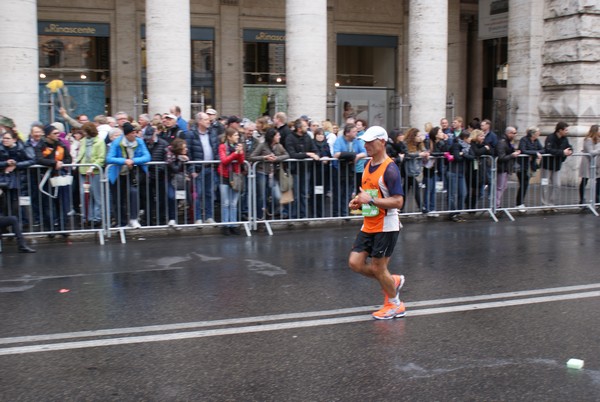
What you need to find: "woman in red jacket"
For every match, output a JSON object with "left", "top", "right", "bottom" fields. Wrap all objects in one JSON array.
[{"left": 218, "top": 127, "right": 245, "bottom": 235}]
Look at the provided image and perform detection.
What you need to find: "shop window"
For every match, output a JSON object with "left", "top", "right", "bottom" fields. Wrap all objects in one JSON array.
[
  {"left": 191, "top": 40, "right": 215, "bottom": 115},
  {"left": 243, "top": 42, "right": 286, "bottom": 85},
  {"left": 39, "top": 36, "right": 110, "bottom": 83},
  {"left": 336, "top": 34, "right": 397, "bottom": 88},
  {"left": 336, "top": 46, "right": 395, "bottom": 88}
]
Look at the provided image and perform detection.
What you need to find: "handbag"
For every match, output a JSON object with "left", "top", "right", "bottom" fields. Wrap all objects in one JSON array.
[
  {"left": 171, "top": 172, "right": 187, "bottom": 191},
  {"left": 280, "top": 189, "right": 294, "bottom": 205},
  {"left": 50, "top": 175, "right": 73, "bottom": 187},
  {"left": 278, "top": 168, "right": 293, "bottom": 193},
  {"left": 230, "top": 172, "right": 244, "bottom": 192},
  {"left": 39, "top": 169, "right": 73, "bottom": 198}
]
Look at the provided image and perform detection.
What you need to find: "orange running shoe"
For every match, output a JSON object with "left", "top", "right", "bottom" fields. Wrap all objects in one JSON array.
[
  {"left": 372, "top": 301, "right": 406, "bottom": 320},
  {"left": 383, "top": 274, "right": 405, "bottom": 305}
]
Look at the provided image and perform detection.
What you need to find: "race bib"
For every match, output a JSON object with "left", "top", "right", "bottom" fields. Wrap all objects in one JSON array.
[{"left": 362, "top": 189, "right": 380, "bottom": 217}]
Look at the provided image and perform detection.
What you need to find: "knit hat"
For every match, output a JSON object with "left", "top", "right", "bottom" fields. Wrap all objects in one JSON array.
[
  {"left": 227, "top": 115, "right": 241, "bottom": 125},
  {"left": 43, "top": 124, "right": 57, "bottom": 136},
  {"left": 122, "top": 122, "right": 135, "bottom": 135}
]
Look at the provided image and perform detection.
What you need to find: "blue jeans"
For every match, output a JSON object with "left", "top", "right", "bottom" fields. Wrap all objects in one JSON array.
[
  {"left": 423, "top": 169, "right": 436, "bottom": 212},
  {"left": 79, "top": 173, "right": 103, "bottom": 223},
  {"left": 333, "top": 166, "right": 355, "bottom": 217},
  {"left": 193, "top": 169, "right": 215, "bottom": 221},
  {"left": 256, "top": 171, "right": 282, "bottom": 219},
  {"left": 167, "top": 183, "right": 178, "bottom": 221},
  {"left": 447, "top": 171, "right": 466, "bottom": 212},
  {"left": 291, "top": 169, "right": 311, "bottom": 219},
  {"left": 219, "top": 183, "right": 240, "bottom": 226}
]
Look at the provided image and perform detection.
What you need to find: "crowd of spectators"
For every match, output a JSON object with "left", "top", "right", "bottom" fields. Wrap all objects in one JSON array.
[{"left": 0, "top": 107, "right": 598, "bottom": 242}]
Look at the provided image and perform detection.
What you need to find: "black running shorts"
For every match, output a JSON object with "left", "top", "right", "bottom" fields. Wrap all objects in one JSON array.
[{"left": 351, "top": 230, "right": 399, "bottom": 258}]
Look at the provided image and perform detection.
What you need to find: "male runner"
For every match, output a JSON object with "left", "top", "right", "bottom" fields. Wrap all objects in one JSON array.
[{"left": 348, "top": 126, "right": 406, "bottom": 320}]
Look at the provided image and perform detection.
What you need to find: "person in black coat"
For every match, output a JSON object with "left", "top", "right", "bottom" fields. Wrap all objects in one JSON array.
[
  {"left": 0, "top": 130, "right": 34, "bottom": 216},
  {"left": 36, "top": 125, "right": 73, "bottom": 233},
  {"left": 284, "top": 119, "right": 320, "bottom": 218},
  {"left": 495, "top": 127, "right": 521, "bottom": 209},
  {"left": 143, "top": 129, "right": 169, "bottom": 225},
  {"left": 184, "top": 112, "right": 220, "bottom": 224},
  {"left": 447, "top": 131, "right": 474, "bottom": 221},
  {"left": 516, "top": 126, "right": 543, "bottom": 208},
  {"left": 468, "top": 129, "right": 493, "bottom": 209},
  {"left": 312, "top": 128, "right": 332, "bottom": 217},
  {"left": 541, "top": 121, "right": 573, "bottom": 206},
  {"left": 423, "top": 127, "right": 447, "bottom": 213}
]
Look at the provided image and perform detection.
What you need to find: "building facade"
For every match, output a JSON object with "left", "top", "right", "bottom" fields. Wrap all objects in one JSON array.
[{"left": 1, "top": 0, "right": 598, "bottom": 157}]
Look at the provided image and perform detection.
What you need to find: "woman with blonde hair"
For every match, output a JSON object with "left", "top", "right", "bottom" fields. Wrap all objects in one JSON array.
[
  {"left": 322, "top": 120, "right": 336, "bottom": 155},
  {"left": 579, "top": 124, "right": 600, "bottom": 204}
]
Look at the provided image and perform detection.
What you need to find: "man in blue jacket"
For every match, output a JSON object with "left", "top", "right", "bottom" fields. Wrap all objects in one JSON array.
[{"left": 106, "top": 122, "right": 151, "bottom": 228}]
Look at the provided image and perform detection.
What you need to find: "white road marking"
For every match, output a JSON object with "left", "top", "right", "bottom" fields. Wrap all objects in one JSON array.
[{"left": 0, "top": 284, "right": 599, "bottom": 356}]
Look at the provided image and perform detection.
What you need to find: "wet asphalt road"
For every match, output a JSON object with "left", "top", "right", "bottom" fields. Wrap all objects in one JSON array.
[{"left": 0, "top": 213, "right": 599, "bottom": 401}]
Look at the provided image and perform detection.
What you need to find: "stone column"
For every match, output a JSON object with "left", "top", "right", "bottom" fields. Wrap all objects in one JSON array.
[
  {"left": 447, "top": 0, "right": 468, "bottom": 121},
  {"left": 467, "top": 22, "right": 483, "bottom": 121},
  {"left": 146, "top": 0, "right": 191, "bottom": 118},
  {"left": 408, "top": 0, "right": 448, "bottom": 130},
  {"left": 539, "top": 1, "right": 600, "bottom": 137},
  {"left": 286, "top": 0, "right": 327, "bottom": 122},
  {"left": 218, "top": 3, "right": 242, "bottom": 116},
  {"left": 539, "top": 0, "right": 600, "bottom": 184},
  {"left": 0, "top": 0, "right": 39, "bottom": 130},
  {"left": 113, "top": 0, "right": 138, "bottom": 115},
  {"left": 326, "top": 3, "right": 336, "bottom": 122},
  {"left": 507, "top": 0, "right": 544, "bottom": 132}
]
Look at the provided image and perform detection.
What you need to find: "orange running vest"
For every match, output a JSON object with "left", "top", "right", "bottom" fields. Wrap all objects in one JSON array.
[{"left": 361, "top": 157, "right": 400, "bottom": 233}]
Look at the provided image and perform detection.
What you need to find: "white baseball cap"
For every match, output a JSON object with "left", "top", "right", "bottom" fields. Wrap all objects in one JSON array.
[{"left": 361, "top": 126, "right": 388, "bottom": 142}]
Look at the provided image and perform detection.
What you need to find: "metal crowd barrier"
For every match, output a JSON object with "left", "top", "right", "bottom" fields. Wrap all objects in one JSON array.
[
  {"left": 249, "top": 157, "right": 364, "bottom": 234},
  {"left": 105, "top": 160, "right": 253, "bottom": 242},
  {"left": 4, "top": 154, "right": 598, "bottom": 244},
  {"left": 494, "top": 153, "right": 599, "bottom": 220},
  {"left": 8, "top": 164, "right": 105, "bottom": 244},
  {"left": 408, "top": 154, "right": 496, "bottom": 220}
]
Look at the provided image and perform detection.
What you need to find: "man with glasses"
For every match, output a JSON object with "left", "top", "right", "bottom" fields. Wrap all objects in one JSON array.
[{"left": 114, "top": 111, "right": 129, "bottom": 128}]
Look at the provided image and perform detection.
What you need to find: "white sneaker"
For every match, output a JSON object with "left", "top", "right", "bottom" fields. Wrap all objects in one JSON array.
[
  {"left": 168, "top": 220, "right": 176, "bottom": 227},
  {"left": 194, "top": 219, "right": 203, "bottom": 225},
  {"left": 205, "top": 218, "right": 216, "bottom": 224},
  {"left": 517, "top": 204, "right": 526, "bottom": 213},
  {"left": 128, "top": 219, "right": 141, "bottom": 229},
  {"left": 428, "top": 211, "right": 440, "bottom": 217}
]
